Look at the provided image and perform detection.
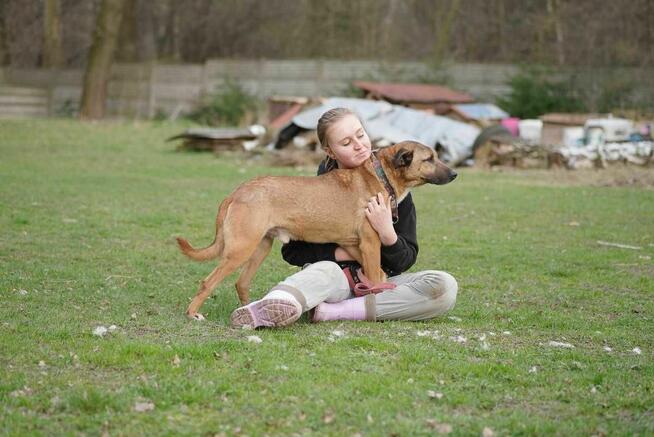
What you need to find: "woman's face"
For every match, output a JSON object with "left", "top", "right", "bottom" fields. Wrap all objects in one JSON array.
[{"left": 324, "top": 114, "right": 372, "bottom": 169}]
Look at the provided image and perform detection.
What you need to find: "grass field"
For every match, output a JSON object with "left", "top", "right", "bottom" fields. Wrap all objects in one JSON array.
[{"left": 1, "top": 119, "right": 653, "bottom": 436}]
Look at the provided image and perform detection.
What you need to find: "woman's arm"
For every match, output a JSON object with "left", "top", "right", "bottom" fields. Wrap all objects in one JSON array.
[{"left": 379, "top": 193, "right": 418, "bottom": 276}]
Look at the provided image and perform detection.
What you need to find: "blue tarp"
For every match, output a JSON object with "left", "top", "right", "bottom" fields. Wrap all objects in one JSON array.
[{"left": 452, "top": 103, "right": 509, "bottom": 120}]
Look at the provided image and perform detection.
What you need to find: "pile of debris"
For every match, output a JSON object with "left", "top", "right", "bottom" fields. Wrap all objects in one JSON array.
[
  {"left": 168, "top": 81, "right": 653, "bottom": 172},
  {"left": 168, "top": 126, "right": 266, "bottom": 152},
  {"left": 471, "top": 125, "right": 548, "bottom": 168},
  {"left": 551, "top": 141, "right": 653, "bottom": 169},
  {"left": 272, "top": 97, "right": 480, "bottom": 166},
  {"left": 479, "top": 114, "right": 654, "bottom": 169}
]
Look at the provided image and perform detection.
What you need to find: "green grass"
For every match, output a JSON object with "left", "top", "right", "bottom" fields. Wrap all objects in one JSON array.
[{"left": 1, "top": 119, "right": 653, "bottom": 436}]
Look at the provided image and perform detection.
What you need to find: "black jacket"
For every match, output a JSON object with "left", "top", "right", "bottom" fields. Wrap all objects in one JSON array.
[{"left": 281, "top": 159, "right": 419, "bottom": 276}]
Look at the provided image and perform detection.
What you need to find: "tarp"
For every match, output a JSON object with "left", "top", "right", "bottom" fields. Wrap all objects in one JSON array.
[
  {"left": 452, "top": 103, "right": 509, "bottom": 120},
  {"left": 289, "top": 97, "right": 480, "bottom": 165}
]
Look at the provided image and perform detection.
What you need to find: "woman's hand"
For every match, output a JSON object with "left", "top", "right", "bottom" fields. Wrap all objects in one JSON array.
[{"left": 365, "top": 192, "right": 398, "bottom": 246}]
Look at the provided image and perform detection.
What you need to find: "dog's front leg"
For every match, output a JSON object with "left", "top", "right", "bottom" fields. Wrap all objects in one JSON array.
[{"left": 358, "top": 226, "right": 384, "bottom": 284}]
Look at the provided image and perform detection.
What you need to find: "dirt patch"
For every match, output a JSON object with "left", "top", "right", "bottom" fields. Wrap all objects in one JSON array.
[{"left": 478, "top": 165, "right": 654, "bottom": 189}]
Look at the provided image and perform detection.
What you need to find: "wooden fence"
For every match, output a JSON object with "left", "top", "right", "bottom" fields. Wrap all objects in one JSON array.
[{"left": 0, "top": 59, "right": 651, "bottom": 119}]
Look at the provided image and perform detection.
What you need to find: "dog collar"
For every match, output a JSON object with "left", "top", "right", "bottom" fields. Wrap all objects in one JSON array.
[{"left": 371, "top": 152, "right": 399, "bottom": 224}]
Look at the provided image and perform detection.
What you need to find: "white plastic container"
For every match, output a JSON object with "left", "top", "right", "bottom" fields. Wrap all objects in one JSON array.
[
  {"left": 562, "top": 127, "right": 585, "bottom": 147},
  {"left": 518, "top": 119, "right": 543, "bottom": 145},
  {"left": 584, "top": 117, "right": 633, "bottom": 146}
]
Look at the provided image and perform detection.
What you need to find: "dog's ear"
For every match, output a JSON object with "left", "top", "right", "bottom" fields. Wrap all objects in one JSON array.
[{"left": 392, "top": 148, "right": 413, "bottom": 168}]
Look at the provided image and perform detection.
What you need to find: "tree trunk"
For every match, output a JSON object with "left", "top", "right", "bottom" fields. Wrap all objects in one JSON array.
[
  {"left": 43, "top": 0, "right": 64, "bottom": 68},
  {"left": 0, "top": 0, "right": 9, "bottom": 66},
  {"left": 136, "top": 0, "right": 157, "bottom": 62},
  {"left": 432, "top": 0, "right": 460, "bottom": 64},
  {"left": 79, "top": 0, "right": 127, "bottom": 120},
  {"left": 547, "top": 0, "right": 565, "bottom": 66},
  {"left": 116, "top": 0, "right": 137, "bottom": 62},
  {"left": 162, "top": 0, "right": 181, "bottom": 61}
]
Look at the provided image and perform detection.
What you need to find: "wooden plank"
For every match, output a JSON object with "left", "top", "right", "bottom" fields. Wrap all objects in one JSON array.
[{"left": 0, "top": 95, "right": 48, "bottom": 105}]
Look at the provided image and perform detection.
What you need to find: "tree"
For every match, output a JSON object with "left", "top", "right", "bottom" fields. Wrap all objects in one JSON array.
[
  {"left": 79, "top": 0, "right": 127, "bottom": 120},
  {"left": 0, "top": 1, "right": 8, "bottom": 66},
  {"left": 43, "top": 0, "right": 64, "bottom": 68}
]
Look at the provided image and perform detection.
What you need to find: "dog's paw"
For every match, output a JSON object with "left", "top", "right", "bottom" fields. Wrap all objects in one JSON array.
[{"left": 187, "top": 312, "right": 206, "bottom": 321}]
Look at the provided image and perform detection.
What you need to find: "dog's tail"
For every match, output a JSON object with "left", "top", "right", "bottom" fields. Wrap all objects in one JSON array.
[
  {"left": 176, "top": 236, "right": 221, "bottom": 261},
  {"left": 176, "top": 197, "right": 232, "bottom": 261}
]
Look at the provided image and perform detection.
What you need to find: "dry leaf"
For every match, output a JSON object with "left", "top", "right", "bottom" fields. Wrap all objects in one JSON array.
[
  {"left": 133, "top": 401, "right": 155, "bottom": 413},
  {"left": 548, "top": 341, "right": 574, "bottom": 349},
  {"left": 10, "top": 386, "right": 32, "bottom": 397},
  {"left": 426, "top": 419, "right": 452, "bottom": 434},
  {"left": 172, "top": 354, "right": 181, "bottom": 367},
  {"left": 482, "top": 427, "right": 495, "bottom": 437},
  {"left": 323, "top": 411, "right": 335, "bottom": 424},
  {"left": 427, "top": 390, "right": 444, "bottom": 399},
  {"left": 93, "top": 326, "right": 108, "bottom": 337},
  {"left": 247, "top": 335, "right": 263, "bottom": 344}
]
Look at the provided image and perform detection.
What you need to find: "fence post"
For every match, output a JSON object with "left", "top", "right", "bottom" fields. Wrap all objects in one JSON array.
[{"left": 147, "top": 61, "right": 155, "bottom": 119}]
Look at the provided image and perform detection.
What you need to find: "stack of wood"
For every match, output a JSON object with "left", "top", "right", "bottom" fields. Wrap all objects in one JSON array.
[
  {"left": 168, "top": 127, "right": 263, "bottom": 152},
  {"left": 472, "top": 125, "right": 550, "bottom": 168}
]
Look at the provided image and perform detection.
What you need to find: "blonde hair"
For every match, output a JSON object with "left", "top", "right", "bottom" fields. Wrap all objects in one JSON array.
[{"left": 316, "top": 107, "right": 358, "bottom": 171}]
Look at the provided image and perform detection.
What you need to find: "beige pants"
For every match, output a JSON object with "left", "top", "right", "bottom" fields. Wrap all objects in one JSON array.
[{"left": 274, "top": 261, "right": 458, "bottom": 321}]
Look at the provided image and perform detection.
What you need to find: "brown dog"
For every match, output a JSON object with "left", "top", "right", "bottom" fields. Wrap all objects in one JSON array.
[{"left": 177, "top": 140, "right": 457, "bottom": 320}]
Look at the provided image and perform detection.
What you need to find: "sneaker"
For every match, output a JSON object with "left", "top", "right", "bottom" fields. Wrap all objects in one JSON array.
[{"left": 230, "top": 299, "right": 301, "bottom": 328}]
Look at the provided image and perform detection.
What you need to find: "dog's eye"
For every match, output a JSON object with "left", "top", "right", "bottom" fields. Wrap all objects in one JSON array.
[{"left": 424, "top": 156, "right": 434, "bottom": 163}]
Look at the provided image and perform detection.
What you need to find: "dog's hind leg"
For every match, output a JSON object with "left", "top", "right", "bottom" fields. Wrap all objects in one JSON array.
[
  {"left": 235, "top": 236, "right": 274, "bottom": 305},
  {"left": 185, "top": 238, "right": 261, "bottom": 320},
  {"left": 186, "top": 257, "right": 245, "bottom": 320},
  {"left": 185, "top": 203, "right": 269, "bottom": 320}
]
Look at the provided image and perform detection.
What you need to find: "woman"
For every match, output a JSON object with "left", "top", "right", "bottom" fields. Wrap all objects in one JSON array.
[{"left": 230, "top": 108, "right": 457, "bottom": 328}]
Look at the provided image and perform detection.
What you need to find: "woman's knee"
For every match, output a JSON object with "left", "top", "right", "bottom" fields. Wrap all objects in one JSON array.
[
  {"left": 421, "top": 270, "right": 458, "bottom": 305},
  {"left": 306, "top": 260, "right": 343, "bottom": 276}
]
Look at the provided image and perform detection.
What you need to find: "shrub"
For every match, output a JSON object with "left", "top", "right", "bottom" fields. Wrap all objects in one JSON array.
[
  {"left": 188, "top": 79, "right": 257, "bottom": 126},
  {"left": 497, "top": 67, "right": 586, "bottom": 119}
]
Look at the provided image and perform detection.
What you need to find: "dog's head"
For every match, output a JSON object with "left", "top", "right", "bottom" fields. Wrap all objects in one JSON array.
[{"left": 388, "top": 141, "right": 457, "bottom": 186}]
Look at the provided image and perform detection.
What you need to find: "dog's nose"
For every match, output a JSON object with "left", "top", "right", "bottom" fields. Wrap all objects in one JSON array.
[{"left": 448, "top": 170, "right": 458, "bottom": 182}]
